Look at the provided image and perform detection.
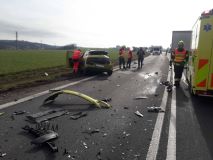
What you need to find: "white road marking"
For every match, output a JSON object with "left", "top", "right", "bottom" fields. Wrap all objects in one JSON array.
[
  {"left": 146, "top": 67, "right": 171, "bottom": 160},
  {"left": 166, "top": 66, "right": 176, "bottom": 160}
]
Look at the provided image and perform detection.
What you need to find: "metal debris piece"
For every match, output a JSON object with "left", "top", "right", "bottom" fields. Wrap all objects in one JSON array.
[
  {"left": 0, "top": 152, "right": 7, "bottom": 157},
  {"left": 134, "top": 96, "right": 148, "bottom": 100},
  {"left": 44, "top": 72, "right": 49, "bottom": 76},
  {"left": 22, "top": 125, "right": 58, "bottom": 152},
  {"left": 0, "top": 112, "right": 5, "bottom": 116},
  {"left": 83, "top": 142, "right": 88, "bottom": 149},
  {"left": 43, "top": 90, "right": 111, "bottom": 108},
  {"left": 116, "top": 84, "right": 120, "bottom": 87},
  {"left": 134, "top": 111, "right": 143, "bottom": 117},
  {"left": 13, "top": 110, "right": 26, "bottom": 115},
  {"left": 147, "top": 107, "right": 164, "bottom": 113},
  {"left": 103, "top": 133, "right": 107, "bottom": 137},
  {"left": 82, "top": 129, "right": 100, "bottom": 135},
  {"left": 27, "top": 109, "right": 63, "bottom": 121},
  {"left": 26, "top": 109, "right": 67, "bottom": 123},
  {"left": 155, "top": 72, "right": 158, "bottom": 74},
  {"left": 70, "top": 112, "right": 87, "bottom": 120}
]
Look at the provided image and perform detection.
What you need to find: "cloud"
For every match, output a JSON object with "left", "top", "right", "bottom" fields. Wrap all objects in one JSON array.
[{"left": 0, "top": 20, "right": 61, "bottom": 38}]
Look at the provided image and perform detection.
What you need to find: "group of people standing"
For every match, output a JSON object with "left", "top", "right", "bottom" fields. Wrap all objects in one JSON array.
[{"left": 119, "top": 47, "right": 145, "bottom": 69}]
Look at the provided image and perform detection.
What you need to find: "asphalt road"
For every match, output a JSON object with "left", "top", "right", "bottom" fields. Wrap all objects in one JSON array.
[{"left": 0, "top": 53, "right": 213, "bottom": 160}]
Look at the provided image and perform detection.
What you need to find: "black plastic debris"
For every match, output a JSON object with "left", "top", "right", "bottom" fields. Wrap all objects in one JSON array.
[
  {"left": 82, "top": 129, "right": 100, "bottom": 135},
  {"left": 96, "top": 151, "right": 102, "bottom": 160},
  {"left": 160, "top": 81, "right": 170, "bottom": 86},
  {"left": 155, "top": 72, "right": 158, "bottom": 74},
  {"left": 22, "top": 125, "right": 58, "bottom": 152},
  {"left": 13, "top": 110, "right": 26, "bottom": 115},
  {"left": 160, "top": 81, "right": 173, "bottom": 92},
  {"left": 123, "top": 107, "right": 129, "bottom": 110},
  {"left": 134, "top": 111, "right": 143, "bottom": 117},
  {"left": 147, "top": 106, "right": 164, "bottom": 113},
  {"left": 167, "top": 85, "right": 173, "bottom": 92},
  {"left": 101, "top": 98, "right": 112, "bottom": 102},
  {"left": 70, "top": 112, "right": 87, "bottom": 120}
]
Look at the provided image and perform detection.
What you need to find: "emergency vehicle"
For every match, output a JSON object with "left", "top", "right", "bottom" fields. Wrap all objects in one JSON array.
[{"left": 186, "top": 9, "right": 213, "bottom": 96}]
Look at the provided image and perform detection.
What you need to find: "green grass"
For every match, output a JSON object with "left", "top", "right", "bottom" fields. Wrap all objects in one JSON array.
[{"left": 0, "top": 50, "right": 66, "bottom": 75}]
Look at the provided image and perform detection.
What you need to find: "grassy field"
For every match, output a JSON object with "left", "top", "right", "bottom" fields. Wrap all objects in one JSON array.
[{"left": 0, "top": 50, "right": 66, "bottom": 75}]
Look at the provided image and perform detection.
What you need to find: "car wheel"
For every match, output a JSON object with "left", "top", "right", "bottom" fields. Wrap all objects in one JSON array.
[{"left": 107, "top": 70, "right": 113, "bottom": 76}]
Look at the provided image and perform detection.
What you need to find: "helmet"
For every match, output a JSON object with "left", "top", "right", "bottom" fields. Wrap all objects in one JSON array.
[{"left": 178, "top": 40, "right": 184, "bottom": 47}]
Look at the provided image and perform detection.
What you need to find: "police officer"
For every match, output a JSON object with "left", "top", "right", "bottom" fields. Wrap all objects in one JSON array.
[
  {"left": 137, "top": 47, "right": 145, "bottom": 69},
  {"left": 172, "top": 40, "right": 189, "bottom": 86}
]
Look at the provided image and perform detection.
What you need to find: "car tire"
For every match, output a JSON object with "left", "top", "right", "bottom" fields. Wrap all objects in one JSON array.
[{"left": 107, "top": 70, "right": 113, "bottom": 76}]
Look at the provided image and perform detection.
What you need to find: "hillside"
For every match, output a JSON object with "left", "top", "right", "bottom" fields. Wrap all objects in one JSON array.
[{"left": 0, "top": 40, "right": 58, "bottom": 49}]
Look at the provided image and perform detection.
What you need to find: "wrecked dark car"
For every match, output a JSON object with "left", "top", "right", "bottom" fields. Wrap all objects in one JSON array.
[{"left": 79, "top": 50, "right": 113, "bottom": 76}]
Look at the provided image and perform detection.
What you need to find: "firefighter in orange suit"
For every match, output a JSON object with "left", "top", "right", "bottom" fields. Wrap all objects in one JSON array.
[
  {"left": 72, "top": 49, "right": 82, "bottom": 73},
  {"left": 126, "top": 48, "right": 133, "bottom": 69},
  {"left": 172, "top": 41, "right": 189, "bottom": 86}
]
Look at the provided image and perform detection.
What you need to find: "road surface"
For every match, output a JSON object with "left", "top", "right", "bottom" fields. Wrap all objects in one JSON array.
[{"left": 0, "top": 53, "right": 212, "bottom": 160}]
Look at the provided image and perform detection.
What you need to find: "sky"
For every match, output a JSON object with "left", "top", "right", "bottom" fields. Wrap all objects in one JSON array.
[{"left": 0, "top": 0, "right": 212, "bottom": 48}]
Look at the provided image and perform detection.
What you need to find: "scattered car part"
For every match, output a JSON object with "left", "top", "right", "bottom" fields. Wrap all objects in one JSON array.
[
  {"left": 134, "top": 96, "right": 148, "bottom": 100},
  {"left": 147, "top": 107, "right": 164, "bottom": 113},
  {"left": 13, "top": 110, "right": 26, "bottom": 115},
  {"left": 82, "top": 129, "right": 100, "bottom": 135},
  {"left": 22, "top": 125, "right": 58, "bottom": 152},
  {"left": 31, "top": 131, "right": 58, "bottom": 145},
  {"left": 123, "top": 107, "right": 129, "bottom": 109},
  {"left": 134, "top": 111, "right": 143, "bottom": 117},
  {"left": 34, "top": 110, "right": 67, "bottom": 123},
  {"left": 0, "top": 112, "right": 5, "bottom": 116},
  {"left": 96, "top": 151, "right": 102, "bottom": 160},
  {"left": 26, "top": 109, "right": 67, "bottom": 123},
  {"left": 0, "top": 152, "right": 7, "bottom": 157},
  {"left": 70, "top": 112, "right": 87, "bottom": 120},
  {"left": 43, "top": 90, "right": 112, "bottom": 108}
]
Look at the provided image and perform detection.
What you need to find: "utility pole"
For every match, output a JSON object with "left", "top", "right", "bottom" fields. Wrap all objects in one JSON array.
[{"left": 16, "top": 31, "right": 18, "bottom": 50}]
